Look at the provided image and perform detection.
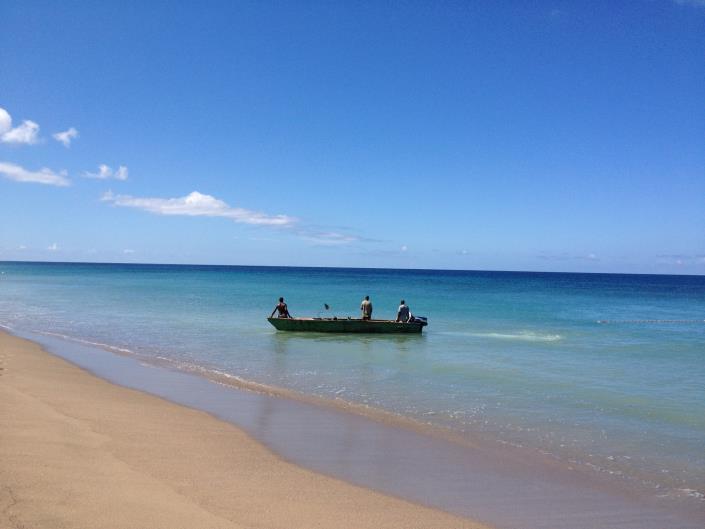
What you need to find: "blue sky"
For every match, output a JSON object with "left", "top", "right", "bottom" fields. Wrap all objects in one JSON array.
[{"left": 1, "top": 1, "right": 703, "bottom": 273}]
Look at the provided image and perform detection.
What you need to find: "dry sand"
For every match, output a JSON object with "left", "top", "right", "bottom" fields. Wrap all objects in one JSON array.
[{"left": 0, "top": 330, "right": 489, "bottom": 529}]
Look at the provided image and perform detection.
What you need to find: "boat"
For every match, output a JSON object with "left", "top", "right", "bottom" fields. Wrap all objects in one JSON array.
[{"left": 267, "top": 317, "right": 428, "bottom": 334}]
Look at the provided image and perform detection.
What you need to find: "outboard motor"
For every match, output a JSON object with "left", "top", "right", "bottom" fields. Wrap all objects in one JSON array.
[{"left": 411, "top": 316, "right": 428, "bottom": 326}]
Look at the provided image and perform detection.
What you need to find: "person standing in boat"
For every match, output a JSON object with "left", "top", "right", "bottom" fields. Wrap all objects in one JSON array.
[
  {"left": 395, "top": 299, "right": 412, "bottom": 323},
  {"left": 270, "top": 297, "right": 292, "bottom": 318},
  {"left": 360, "top": 295, "right": 373, "bottom": 320}
]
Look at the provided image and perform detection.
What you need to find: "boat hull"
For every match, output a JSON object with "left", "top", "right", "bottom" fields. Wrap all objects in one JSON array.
[{"left": 267, "top": 317, "right": 426, "bottom": 333}]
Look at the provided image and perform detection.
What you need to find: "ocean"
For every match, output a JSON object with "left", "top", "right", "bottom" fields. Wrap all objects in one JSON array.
[{"left": 1, "top": 261, "right": 703, "bottom": 519}]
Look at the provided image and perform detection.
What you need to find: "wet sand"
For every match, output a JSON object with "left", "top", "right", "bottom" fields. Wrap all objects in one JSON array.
[{"left": 0, "top": 330, "right": 484, "bottom": 529}]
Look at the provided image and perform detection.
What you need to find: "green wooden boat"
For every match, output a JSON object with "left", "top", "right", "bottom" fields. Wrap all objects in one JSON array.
[{"left": 267, "top": 317, "right": 428, "bottom": 334}]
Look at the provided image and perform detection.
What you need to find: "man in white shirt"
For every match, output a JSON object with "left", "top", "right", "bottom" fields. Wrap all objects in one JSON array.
[{"left": 396, "top": 300, "right": 412, "bottom": 323}]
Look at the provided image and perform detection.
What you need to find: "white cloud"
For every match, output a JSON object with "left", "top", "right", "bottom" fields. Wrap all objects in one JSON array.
[
  {"left": 84, "top": 164, "right": 129, "bottom": 180},
  {"left": 101, "top": 190, "right": 296, "bottom": 226},
  {"left": 94, "top": 164, "right": 112, "bottom": 179},
  {"left": 0, "top": 161, "right": 70, "bottom": 186},
  {"left": 1, "top": 120, "right": 40, "bottom": 145},
  {"left": 401, "top": 245, "right": 408, "bottom": 252},
  {"left": 114, "top": 165, "right": 128, "bottom": 180},
  {"left": 123, "top": 249, "right": 135, "bottom": 254},
  {"left": 18, "top": 245, "right": 26, "bottom": 250},
  {"left": 53, "top": 127, "right": 79, "bottom": 147},
  {"left": 0, "top": 108, "right": 11, "bottom": 134},
  {"left": 47, "top": 243, "right": 59, "bottom": 251},
  {"left": 0, "top": 107, "right": 40, "bottom": 145}
]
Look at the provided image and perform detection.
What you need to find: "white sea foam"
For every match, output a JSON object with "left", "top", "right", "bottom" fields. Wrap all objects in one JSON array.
[
  {"left": 35, "top": 330, "right": 135, "bottom": 354},
  {"left": 678, "top": 488, "right": 705, "bottom": 501},
  {"left": 447, "top": 331, "right": 563, "bottom": 342}
]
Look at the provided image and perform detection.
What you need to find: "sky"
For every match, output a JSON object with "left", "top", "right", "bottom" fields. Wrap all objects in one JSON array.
[{"left": 1, "top": 0, "right": 703, "bottom": 274}]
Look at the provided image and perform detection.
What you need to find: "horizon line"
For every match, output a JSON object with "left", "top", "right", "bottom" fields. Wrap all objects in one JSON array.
[{"left": 1, "top": 259, "right": 703, "bottom": 278}]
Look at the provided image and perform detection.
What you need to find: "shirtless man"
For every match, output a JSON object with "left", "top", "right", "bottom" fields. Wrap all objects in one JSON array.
[
  {"left": 360, "top": 295, "right": 373, "bottom": 320},
  {"left": 270, "top": 297, "right": 292, "bottom": 318}
]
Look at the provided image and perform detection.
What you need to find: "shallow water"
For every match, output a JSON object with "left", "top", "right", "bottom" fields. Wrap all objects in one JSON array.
[{"left": 0, "top": 262, "right": 703, "bottom": 515}]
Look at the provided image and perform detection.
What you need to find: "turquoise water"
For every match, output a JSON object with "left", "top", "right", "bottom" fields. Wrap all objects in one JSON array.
[{"left": 1, "top": 262, "right": 703, "bottom": 508}]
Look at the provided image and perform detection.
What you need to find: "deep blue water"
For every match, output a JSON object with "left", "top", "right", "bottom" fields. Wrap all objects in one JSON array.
[{"left": 1, "top": 261, "right": 703, "bottom": 506}]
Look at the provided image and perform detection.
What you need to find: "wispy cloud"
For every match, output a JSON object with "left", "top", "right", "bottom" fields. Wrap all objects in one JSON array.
[
  {"left": 656, "top": 254, "right": 705, "bottom": 266},
  {"left": 114, "top": 166, "right": 128, "bottom": 180},
  {"left": 657, "top": 253, "right": 705, "bottom": 259},
  {"left": 87, "top": 164, "right": 112, "bottom": 179},
  {"left": 84, "top": 164, "right": 129, "bottom": 180},
  {"left": 538, "top": 252, "right": 599, "bottom": 261},
  {"left": 300, "top": 231, "right": 361, "bottom": 245},
  {"left": 0, "top": 161, "right": 70, "bottom": 186},
  {"left": 47, "top": 243, "right": 59, "bottom": 251},
  {"left": 101, "top": 190, "right": 296, "bottom": 226},
  {"left": 53, "top": 127, "right": 79, "bottom": 147}
]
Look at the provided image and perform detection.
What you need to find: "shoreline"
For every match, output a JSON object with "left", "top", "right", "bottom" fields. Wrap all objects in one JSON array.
[
  {"left": 33, "top": 327, "right": 494, "bottom": 449},
  {"left": 2, "top": 327, "right": 702, "bottom": 529},
  {"left": 21, "top": 325, "right": 705, "bottom": 509},
  {"left": 9, "top": 326, "right": 664, "bottom": 502},
  {"left": 0, "top": 329, "right": 485, "bottom": 529}
]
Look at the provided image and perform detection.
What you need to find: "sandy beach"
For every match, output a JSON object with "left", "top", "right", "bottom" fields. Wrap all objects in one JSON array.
[{"left": 0, "top": 330, "right": 486, "bottom": 529}]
